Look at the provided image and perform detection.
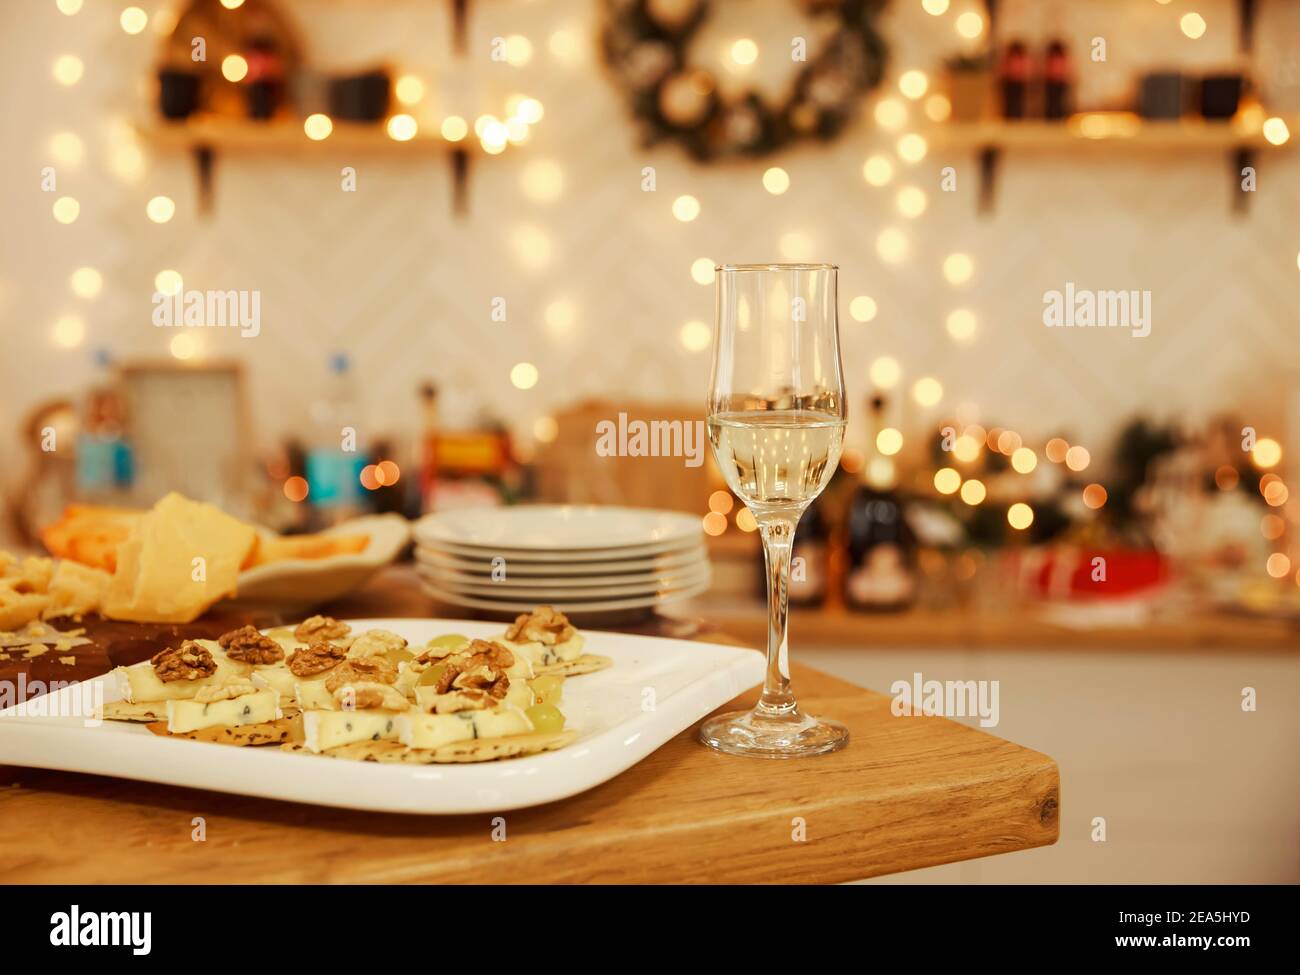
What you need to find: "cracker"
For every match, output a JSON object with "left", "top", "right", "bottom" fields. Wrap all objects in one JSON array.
[
  {"left": 280, "top": 730, "right": 577, "bottom": 764},
  {"left": 144, "top": 717, "right": 294, "bottom": 746},
  {"left": 101, "top": 700, "right": 168, "bottom": 723},
  {"left": 534, "top": 654, "right": 612, "bottom": 677}
]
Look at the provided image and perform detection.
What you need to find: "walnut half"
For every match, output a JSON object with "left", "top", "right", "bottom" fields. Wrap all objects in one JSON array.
[
  {"left": 151, "top": 641, "right": 217, "bottom": 683},
  {"left": 195, "top": 679, "right": 258, "bottom": 703},
  {"left": 287, "top": 641, "right": 347, "bottom": 677},
  {"left": 324, "top": 656, "right": 398, "bottom": 693},
  {"left": 333, "top": 681, "right": 408, "bottom": 712},
  {"left": 293, "top": 615, "right": 352, "bottom": 643},
  {"left": 505, "top": 606, "right": 575, "bottom": 646},
  {"left": 217, "top": 625, "right": 284, "bottom": 665}
]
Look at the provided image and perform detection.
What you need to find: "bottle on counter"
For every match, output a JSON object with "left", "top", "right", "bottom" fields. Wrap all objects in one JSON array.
[
  {"left": 305, "top": 353, "right": 369, "bottom": 522},
  {"left": 843, "top": 394, "right": 917, "bottom": 612}
]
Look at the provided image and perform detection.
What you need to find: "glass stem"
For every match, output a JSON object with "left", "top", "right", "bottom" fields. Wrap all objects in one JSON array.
[{"left": 756, "top": 512, "right": 801, "bottom": 718}]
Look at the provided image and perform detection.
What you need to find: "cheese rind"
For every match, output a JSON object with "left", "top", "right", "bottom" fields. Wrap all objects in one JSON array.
[
  {"left": 116, "top": 643, "right": 250, "bottom": 702},
  {"left": 302, "top": 709, "right": 402, "bottom": 752},
  {"left": 166, "top": 688, "right": 280, "bottom": 734},
  {"left": 396, "top": 706, "right": 532, "bottom": 750}
]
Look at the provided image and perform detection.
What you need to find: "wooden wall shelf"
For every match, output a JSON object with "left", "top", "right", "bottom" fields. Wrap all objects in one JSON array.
[
  {"left": 932, "top": 114, "right": 1297, "bottom": 215},
  {"left": 138, "top": 118, "right": 484, "bottom": 216}
]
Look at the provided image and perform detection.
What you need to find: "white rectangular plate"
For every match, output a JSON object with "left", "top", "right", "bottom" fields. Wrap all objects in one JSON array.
[{"left": 0, "top": 618, "right": 763, "bottom": 814}]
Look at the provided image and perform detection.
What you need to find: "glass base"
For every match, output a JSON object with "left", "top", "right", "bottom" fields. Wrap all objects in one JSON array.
[{"left": 698, "top": 707, "right": 849, "bottom": 759}]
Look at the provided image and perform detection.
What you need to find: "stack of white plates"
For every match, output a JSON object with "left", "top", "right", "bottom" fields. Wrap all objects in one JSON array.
[{"left": 412, "top": 505, "right": 710, "bottom": 615}]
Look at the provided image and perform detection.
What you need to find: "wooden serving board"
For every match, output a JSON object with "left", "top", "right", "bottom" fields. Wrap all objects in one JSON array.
[{"left": 0, "top": 664, "right": 1058, "bottom": 883}]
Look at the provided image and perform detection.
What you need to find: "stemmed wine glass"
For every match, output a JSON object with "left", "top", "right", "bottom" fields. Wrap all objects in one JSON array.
[{"left": 701, "top": 263, "right": 849, "bottom": 758}]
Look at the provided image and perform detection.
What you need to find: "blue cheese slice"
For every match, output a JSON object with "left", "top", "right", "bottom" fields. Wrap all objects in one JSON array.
[
  {"left": 116, "top": 642, "right": 250, "bottom": 703},
  {"left": 166, "top": 688, "right": 280, "bottom": 734},
  {"left": 303, "top": 709, "right": 403, "bottom": 753},
  {"left": 499, "top": 633, "right": 584, "bottom": 668},
  {"left": 396, "top": 706, "right": 532, "bottom": 750},
  {"left": 414, "top": 681, "right": 533, "bottom": 714}
]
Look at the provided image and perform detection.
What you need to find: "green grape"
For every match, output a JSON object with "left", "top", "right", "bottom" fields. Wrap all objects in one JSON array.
[
  {"left": 386, "top": 646, "right": 415, "bottom": 666},
  {"left": 426, "top": 633, "right": 469, "bottom": 652},
  {"left": 417, "top": 662, "right": 449, "bottom": 686},
  {"left": 525, "top": 703, "right": 565, "bottom": 734},
  {"left": 527, "top": 675, "right": 564, "bottom": 706}
]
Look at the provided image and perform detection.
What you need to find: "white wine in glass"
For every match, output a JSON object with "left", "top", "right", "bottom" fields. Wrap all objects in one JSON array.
[{"left": 701, "top": 263, "right": 849, "bottom": 758}]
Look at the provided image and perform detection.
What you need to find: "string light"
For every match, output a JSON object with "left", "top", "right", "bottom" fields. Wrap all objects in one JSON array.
[
  {"left": 849, "top": 295, "right": 878, "bottom": 322},
  {"left": 1045, "top": 437, "right": 1069, "bottom": 463},
  {"left": 394, "top": 75, "right": 425, "bottom": 105},
  {"left": 386, "top": 114, "right": 418, "bottom": 141},
  {"left": 1082, "top": 484, "right": 1108, "bottom": 509},
  {"left": 154, "top": 269, "right": 183, "bottom": 295},
  {"left": 946, "top": 308, "right": 977, "bottom": 342},
  {"left": 934, "top": 468, "right": 961, "bottom": 494},
  {"left": 510, "top": 362, "right": 539, "bottom": 390},
  {"left": 922, "top": 0, "right": 949, "bottom": 14},
  {"left": 511, "top": 96, "right": 545, "bottom": 123},
  {"left": 50, "top": 132, "right": 84, "bottom": 166},
  {"left": 221, "top": 54, "right": 248, "bottom": 83},
  {"left": 1215, "top": 465, "right": 1240, "bottom": 491},
  {"left": 702, "top": 511, "right": 727, "bottom": 536},
  {"left": 943, "top": 253, "right": 974, "bottom": 284},
  {"left": 862, "top": 155, "right": 894, "bottom": 186},
  {"left": 303, "top": 114, "right": 333, "bottom": 140},
  {"left": 763, "top": 167, "right": 790, "bottom": 194},
  {"left": 1065, "top": 445, "right": 1091, "bottom": 471},
  {"left": 169, "top": 333, "right": 199, "bottom": 360},
  {"left": 120, "top": 7, "right": 147, "bottom": 34},
  {"left": 913, "top": 377, "right": 943, "bottom": 407},
  {"left": 522, "top": 159, "right": 564, "bottom": 201},
  {"left": 897, "top": 186, "right": 927, "bottom": 217},
  {"left": 709, "top": 491, "right": 734, "bottom": 515},
  {"left": 899, "top": 70, "right": 928, "bottom": 99},
  {"left": 534, "top": 416, "right": 559, "bottom": 443},
  {"left": 876, "top": 227, "right": 908, "bottom": 263},
  {"left": 680, "top": 320, "right": 712, "bottom": 352},
  {"left": 1179, "top": 12, "right": 1207, "bottom": 40},
  {"left": 544, "top": 299, "right": 578, "bottom": 340},
  {"left": 53, "top": 55, "right": 84, "bottom": 86},
  {"left": 924, "top": 93, "right": 951, "bottom": 122},
  {"left": 146, "top": 196, "right": 175, "bottom": 223},
  {"left": 877, "top": 428, "right": 904, "bottom": 455},
  {"left": 1265, "top": 553, "right": 1290, "bottom": 578},
  {"left": 1011, "top": 447, "right": 1037, "bottom": 473},
  {"left": 220, "top": 0, "right": 247, "bottom": 8},
  {"left": 1261, "top": 514, "right": 1285, "bottom": 540},
  {"left": 869, "top": 356, "right": 901, "bottom": 388},
  {"left": 53, "top": 315, "right": 84, "bottom": 348},
  {"left": 897, "top": 133, "right": 928, "bottom": 163},
  {"left": 735, "top": 508, "right": 758, "bottom": 532},
  {"left": 503, "top": 35, "right": 533, "bottom": 66},
  {"left": 874, "top": 98, "right": 907, "bottom": 130},
  {"left": 730, "top": 39, "right": 758, "bottom": 66},
  {"left": 440, "top": 116, "right": 468, "bottom": 141},
  {"left": 283, "top": 476, "right": 309, "bottom": 503},
  {"left": 1007, "top": 503, "right": 1034, "bottom": 530},
  {"left": 57, "top": 0, "right": 83, "bottom": 14},
  {"left": 952, "top": 434, "right": 981, "bottom": 463},
  {"left": 960, "top": 479, "right": 986, "bottom": 505},
  {"left": 955, "top": 12, "right": 984, "bottom": 39},
  {"left": 1252, "top": 438, "right": 1282, "bottom": 468},
  {"left": 1262, "top": 117, "right": 1290, "bottom": 146},
  {"left": 52, "top": 197, "right": 80, "bottom": 224},
  {"left": 996, "top": 430, "right": 1022, "bottom": 454},
  {"left": 70, "top": 267, "right": 102, "bottom": 298},
  {"left": 672, "top": 195, "right": 701, "bottom": 221},
  {"left": 691, "top": 258, "right": 715, "bottom": 285}
]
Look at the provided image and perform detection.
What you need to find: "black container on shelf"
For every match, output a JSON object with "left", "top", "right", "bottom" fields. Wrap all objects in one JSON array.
[
  {"left": 329, "top": 71, "right": 391, "bottom": 122},
  {"left": 998, "top": 41, "right": 1031, "bottom": 119},
  {"left": 1139, "top": 72, "right": 1186, "bottom": 119},
  {"left": 1199, "top": 74, "right": 1244, "bottom": 119},
  {"left": 158, "top": 69, "right": 200, "bottom": 120},
  {"left": 1043, "top": 40, "right": 1072, "bottom": 120}
]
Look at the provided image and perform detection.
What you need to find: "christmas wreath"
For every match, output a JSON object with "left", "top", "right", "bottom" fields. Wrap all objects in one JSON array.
[{"left": 601, "top": 0, "right": 889, "bottom": 161}]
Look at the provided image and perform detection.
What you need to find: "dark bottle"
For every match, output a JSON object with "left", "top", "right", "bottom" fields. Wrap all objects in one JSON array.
[
  {"left": 843, "top": 395, "right": 917, "bottom": 612},
  {"left": 788, "top": 498, "right": 830, "bottom": 607},
  {"left": 999, "top": 40, "right": 1031, "bottom": 119},
  {"left": 1043, "top": 40, "right": 1072, "bottom": 120}
]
